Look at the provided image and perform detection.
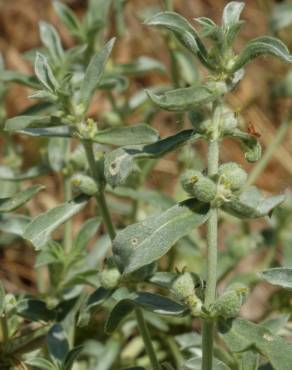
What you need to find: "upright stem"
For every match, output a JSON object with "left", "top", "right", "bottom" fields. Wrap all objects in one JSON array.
[
  {"left": 246, "top": 118, "right": 291, "bottom": 188},
  {"left": 83, "top": 140, "right": 161, "bottom": 370},
  {"left": 201, "top": 104, "right": 221, "bottom": 370},
  {"left": 135, "top": 308, "right": 162, "bottom": 370},
  {"left": 64, "top": 140, "right": 73, "bottom": 253}
]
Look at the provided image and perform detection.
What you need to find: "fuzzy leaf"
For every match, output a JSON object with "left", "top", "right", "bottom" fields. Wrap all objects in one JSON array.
[
  {"left": 0, "top": 165, "right": 49, "bottom": 181},
  {"left": 23, "top": 194, "right": 90, "bottom": 249},
  {"left": 0, "top": 214, "right": 31, "bottom": 236},
  {"left": 63, "top": 346, "right": 83, "bottom": 370},
  {"left": 0, "top": 185, "right": 44, "bottom": 213},
  {"left": 18, "top": 126, "right": 72, "bottom": 138},
  {"left": 260, "top": 268, "right": 292, "bottom": 290},
  {"left": 92, "top": 124, "right": 159, "bottom": 146},
  {"left": 113, "top": 198, "right": 210, "bottom": 274},
  {"left": 231, "top": 36, "right": 292, "bottom": 72},
  {"left": 270, "top": 4, "right": 292, "bottom": 32},
  {"left": 5, "top": 115, "right": 62, "bottom": 132},
  {"left": 222, "top": 186, "right": 284, "bottom": 219},
  {"left": 35, "top": 53, "right": 59, "bottom": 92},
  {"left": 104, "top": 130, "right": 197, "bottom": 187},
  {"left": 17, "top": 299, "right": 56, "bottom": 322},
  {"left": 147, "top": 83, "right": 224, "bottom": 112},
  {"left": 222, "top": 1, "right": 245, "bottom": 44},
  {"left": 105, "top": 292, "right": 188, "bottom": 333},
  {"left": 39, "top": 21, "right": 64, "bottom": 63},
  {"left": 0, "top": 70, "right": 39, "bottom": 88},
  {"left": 145, "top": 11, "right": 212, "bottom": 69},
  {"left": 220, "top": 318, "right": 292, "bottom": 370},
  {"left": 80, "top": 38, "right": 115, "bottom": 110}
]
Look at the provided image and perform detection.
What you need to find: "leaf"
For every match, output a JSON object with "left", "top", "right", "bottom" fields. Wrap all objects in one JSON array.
[
  {"left": 225, "top": 128, "right": 262, "bottom": 162},
  {"left": 104, "top": 130, "right": 197, "bottom": 187},
  {"left": 92, "top": 124, "right": 159, "bottom": 146},
  {"left": 231, "top": 36, "right": 292, "bottom": 72},
  {"left": 23, "top": 194, "right": 90, "bottom": 250},
  {"left": 53, "top": 1, "right": 84, "bottom": 39},
  {"left": 25, "top": 358, "right": 55, "bottom": 370},
  {"left": 35, "top": 240, "right": 64, "bottom": 267},
  {"left": 47, "top": 324, "right": 69, "bottom": 363},
  {"left": 74, "top": 217, "right": 101, "bottom": 254},
  {"left": 145, "top": 11, "right": 212, "bottom": 69},
  {"left": 17, "top": 299, "right": 56, "bottom": 322},
  {"left": 80, "top": 38, "right": 115, "bottom": 110},
  {"left": 48, "top": 137, "right": 69, "bottom": 171},
  {"left": 147, "top": 83, "right": 224, "bottom": 112},
  {"left": 260, "top": 268, "right": 292, "bottom": 290},
  {"left": 0, "top": 165, "right": 49, "bottom": 181},
  {"left": 0, "top": 70, "right": 39, "bottom": 88},
  {"left": 35, "top": 53, "right": 59, "bottom": 92},
  {"left": 113, "top": 198, "right": 210, "bottom": 274},
  {"left": 220, "top": 318, "right": 292, "bottom": 370},
  {"left": 0, "top": 185, "right": 44, "bottom": 213},
  {"left": 63, "top": 346, "right": 83, "bottom": 370},
  {"left": 5, "top": 115, "right": 62, "bottom": 132},
  {"left": 18, "top": 126, "right": 72, "bottom": 138},
  {"left": 0, "top": 214, "right": 31, "bottom": 236},
  {"left": 114, "top": 56, "right": 166, "bottom": 76},
  {"left": 222, "top": 1, "right": 245, "bottom": 45},
  {"left": 184, "top": 357, "right": 231, "bottom": 370},
  {"left": 39, "top": 21, "right": 64, "bottom": 63},
  {"left": 105, "top": 292, "right": 188, "bottom": 333},
  {"left": 221, "top": 186, "right": 285, "bottom": 219}
]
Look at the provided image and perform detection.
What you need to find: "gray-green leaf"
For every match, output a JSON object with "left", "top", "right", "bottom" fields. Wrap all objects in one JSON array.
[
  {"left": 0, "top": 185, "right": 44, "bottom": 213},
  {"left": 80, "top": 38, "right": 115, "bottom": 110},
  {"left": 221, "top": 186, "right": 284, "bottom": 219},
  {"left": 104, "top": 130, "right": 197, "bottom": 187},
  {"left": 35, "top": 53, "right": 59, "bottom": 92},
  {"left": 260, "top": 267, "right": 292, "bottom": 290},
  {"left": 105, "top": 292, "right": 188, "bottom": 333},
  {"left": 91, "top": 124, "right": 159, "bottom": 146},
  {"left": 145, "top": 11, "right": 212, "bottom": 69},
  {"left": 220, "top": 318, "right": 292, "bottom": 370},
  {"left": 113, "top": 198, "right": 210, "bottom": 274},
  {"left": 231, "top": 36, "right": 292, "bottom": 72},
  {"left": 147, "top": 83, "right": 225, "bottom": 112},
  {"left": 23, "top": 194, "right": 90, "bottom": 250},
  {"left": 39, "top": 21, "right": 64, "bottom": 64}
]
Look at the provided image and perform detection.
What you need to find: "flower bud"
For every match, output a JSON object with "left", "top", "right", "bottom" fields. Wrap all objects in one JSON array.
[
  {"left": 98, "top": 268, "right": 121, "bottom": 290},
  {"left": 211, "top": 284, "right": 248, "bottom": 319},
  {"left": 181, "top": 170, "right": 217, "bottom": 203},
  {"left": 218, "top": 162, "right": 247, "bottom": 191},
  {"left": 171, "top": 272, "right": 202, "bottom": 315},
  {"left": 71, "top": 174, "right": 98, "bottom": 195}
]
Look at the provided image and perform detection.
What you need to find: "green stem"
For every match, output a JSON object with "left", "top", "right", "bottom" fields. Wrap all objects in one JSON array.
[
  {"left": 201, "top": 104, "right": 221, "bottom": 370},
  {"left": 64, "top": 140, "right": 72, "bottom": 253},
  {"left": 246, "top": 118, "right": 291, "bottom": 188},
  {"left": 135, "top": 308, "right": 162, "bottom": 370},
  {"left": 82, "top": 140, "right": 116, "bottom": 240},
  {"left": 164, "top": 0, "right": 173, "bottom": 10},
  {"left": 83, "top": 140, "right": 160, "bottom": 368}
]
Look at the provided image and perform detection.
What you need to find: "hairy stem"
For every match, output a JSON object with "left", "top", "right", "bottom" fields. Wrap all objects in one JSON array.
[
  {"left": 135, "top": 308, "right": 162, "bottom": 370},
  {"left": 246, "top": 118, "right": 291, "bottom": 188},
  {"left": 201, "top": 104, "right": 221, "bottom": 370}
]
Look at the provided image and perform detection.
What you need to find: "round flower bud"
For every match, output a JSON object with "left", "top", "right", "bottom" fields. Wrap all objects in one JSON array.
[
  {"left": 181, "top": 170, "right": 217, "bottom": 203},
  {"left": 171, "top": 272, "right": 202, "bottom": 315},
  {"left": 211, "top": 284, "right": 248, "bottom": 319},
  {"left": 71, "top": 174, "right": 98, "bottom": 196},
  {"left": 98, "top": 268, "right": 121, "bottom": 290},
  {"left": 218, "top": 162, "right": 247, "bottom": 191}
]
